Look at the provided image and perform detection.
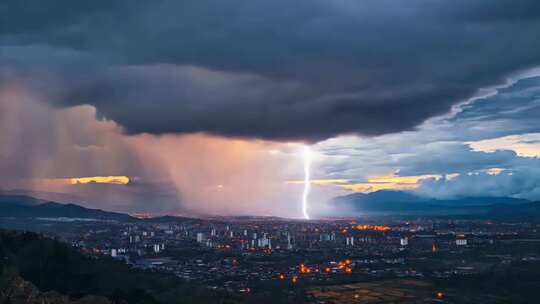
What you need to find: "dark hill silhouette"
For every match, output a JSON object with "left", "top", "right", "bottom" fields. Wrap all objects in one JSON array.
[
  {"left": 0, "top": 195, "right": 133, "bottom": 221},
  {"left": 330, "top": 190, "right": 535, "bottom": 217}
]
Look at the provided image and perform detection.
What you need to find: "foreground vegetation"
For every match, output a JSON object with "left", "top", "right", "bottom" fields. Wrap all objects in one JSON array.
[{"left": 0, "top": 230, "right": 232, "bottom": 304}]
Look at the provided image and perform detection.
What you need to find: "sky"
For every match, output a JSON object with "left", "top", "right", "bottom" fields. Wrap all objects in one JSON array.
[{"left": 1, "top": 1, "right": 540, "bottom": 217}]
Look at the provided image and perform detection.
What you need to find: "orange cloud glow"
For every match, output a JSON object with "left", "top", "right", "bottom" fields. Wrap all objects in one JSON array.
[
  {"left": 295, "top": 174, "right": 441, "bottom": 193},
  {"left": 69, "top": 176, "right": 130, "bottom": 185},
  {"left": 468, "top": 134, "right": 540, "bottom": 157},
  {"left": 367, "top": 175, "right": 439, "bottom": 184},
  {"left": 339, "top": 182, "right": 418, "bottom": 192}
]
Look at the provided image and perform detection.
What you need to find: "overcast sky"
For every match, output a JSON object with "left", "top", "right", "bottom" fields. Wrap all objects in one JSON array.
[{"left": 1, "top": 1, "right": 540, "bottom": 216}]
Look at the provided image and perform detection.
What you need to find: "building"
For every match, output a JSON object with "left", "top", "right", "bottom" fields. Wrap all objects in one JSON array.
[
  {"left": 456, "top": 238, "right": 467, "bottom": 246},
  {"left": 257, "top": 235, "right": 271, "bottom": 248},
  {"left": 400, "top": 238, "right": 408, "bottom": 246},
  {"left": 197, "top": 232, "right": 206, "bottom": 243}
]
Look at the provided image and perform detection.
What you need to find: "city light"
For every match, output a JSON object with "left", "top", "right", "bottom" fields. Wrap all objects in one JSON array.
[{"left": 353, "top": 225, "right": 391, "bottom": 232}]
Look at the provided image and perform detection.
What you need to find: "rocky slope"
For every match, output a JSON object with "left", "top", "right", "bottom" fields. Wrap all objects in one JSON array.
[{"left": 1, "top": 273, "right": 113, "bottom": 304}]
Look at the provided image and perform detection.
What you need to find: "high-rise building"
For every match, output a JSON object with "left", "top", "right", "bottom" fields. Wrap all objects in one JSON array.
[
  {"left": 400, "top": 238, "right": 408, "bottom": 246},
  {"left": 287, "top": 232, "right": 293, "bottom": 250}
]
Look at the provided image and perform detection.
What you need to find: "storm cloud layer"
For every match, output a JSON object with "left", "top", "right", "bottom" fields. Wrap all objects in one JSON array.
[
  {"left": 2, "top": 1, "right": 540, "bottom": 141},
  {"left": 313, "top": 72, "right": 540, "bottom": 201},
  {"left": 3, "top": 1, "right": 540, "bottom": 216}
]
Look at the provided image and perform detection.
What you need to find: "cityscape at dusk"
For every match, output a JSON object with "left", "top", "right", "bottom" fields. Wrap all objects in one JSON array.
[{"left": 2, "top": 1, "right": 540, "bottom": 303}]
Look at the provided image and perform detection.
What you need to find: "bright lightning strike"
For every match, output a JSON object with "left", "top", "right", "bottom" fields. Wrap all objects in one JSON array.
[{"left": 302, "top": 146, "right": 312, "bottom": 220}]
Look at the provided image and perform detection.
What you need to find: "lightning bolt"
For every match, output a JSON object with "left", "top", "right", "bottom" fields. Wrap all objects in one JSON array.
[{"left": 302, "top": 146, "right": 312, "bottom": 220}]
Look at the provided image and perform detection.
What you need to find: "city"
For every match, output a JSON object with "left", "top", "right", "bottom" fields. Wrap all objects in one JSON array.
[{"left": 2, "top": 211, "right": 539, "bottom": 303}]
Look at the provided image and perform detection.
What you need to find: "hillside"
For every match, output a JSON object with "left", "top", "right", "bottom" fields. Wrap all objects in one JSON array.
[
  {"left": 0, "top": 195, "right": 133, "bottom": 221},
  {"left": 0, "top": 194, "right": 46, "bottom": 206},
  {"left": 0, "top": 230, "right": 229, "bottom": 304},
  {"left": 0, "top": 271, "right": 112, "bottom": 304}
]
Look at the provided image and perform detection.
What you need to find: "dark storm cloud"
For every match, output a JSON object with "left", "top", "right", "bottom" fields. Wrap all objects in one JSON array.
[
  {"left": 313, "top": 73, "right": 540, "bottom": 200},
  {"left": 2, "top": 0, "right": 540, "bottom": 141},
  {"left": 447, "top": 76, "right": 540, "bottom": 140},
  {"left": 316, "top": 74, "right": 540, "bottom": 176}
]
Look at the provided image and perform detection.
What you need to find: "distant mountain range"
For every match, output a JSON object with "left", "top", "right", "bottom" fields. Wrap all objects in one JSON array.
[
  {"left": 0, "top": 194, "right": 132, "bottom": 221},
  {"left": 0, "top": 194, "right": 46, "bottom": 206},
  {"left": 0, "top": 193, "right": 201, "bottom": 224},
  {"left": 330, "top": 190, "right": 540, "bottom": 218},
  {"left": 0, "top": 189, "right": 87, "bottom": 204},
  {"left": 2, "top": 190, "right": 540, "bottom": 222}
]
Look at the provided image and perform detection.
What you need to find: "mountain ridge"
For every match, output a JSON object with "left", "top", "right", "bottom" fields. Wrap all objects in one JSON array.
[
  {"left": 330, "top": 190, "right": 534, "bottom": 216},
  {"left": 0, "top": 195, "right": 133, "bottom": 221}
]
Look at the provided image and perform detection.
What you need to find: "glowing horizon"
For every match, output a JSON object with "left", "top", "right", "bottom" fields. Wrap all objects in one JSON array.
[{"left": 69, "top": 176, "right": 130, "bottom": 185}]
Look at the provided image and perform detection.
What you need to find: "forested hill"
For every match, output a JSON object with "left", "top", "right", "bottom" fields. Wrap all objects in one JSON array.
[{"left": 0, "top": 230, "right": 226, "bottom": 304}]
